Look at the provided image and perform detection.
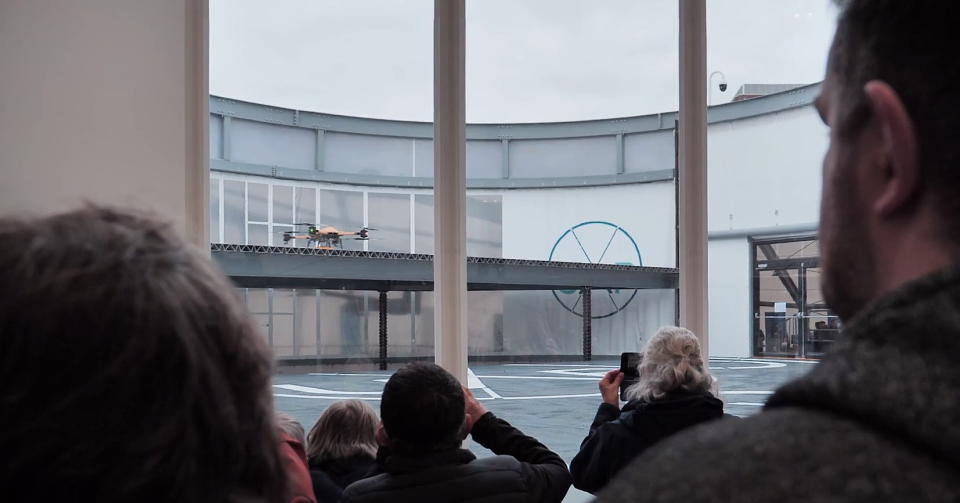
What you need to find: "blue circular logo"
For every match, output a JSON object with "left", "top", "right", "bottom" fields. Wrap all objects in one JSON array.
[{"left": 549, "top": 221, "right": 642, "bottom": 319}]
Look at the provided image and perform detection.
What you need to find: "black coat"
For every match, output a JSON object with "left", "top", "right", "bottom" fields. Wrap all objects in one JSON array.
[
  {"left": 340, "top": 411, "right": 571, "bottom": 503},
  {"left": 309, "top": 455, "right": 376, "bottom": 502},
  {"left": 596, "top": 265, "right": 960, "bottom": 502},
  {"left": 570, "top": 391, "right": 724, "bottom": 493}
]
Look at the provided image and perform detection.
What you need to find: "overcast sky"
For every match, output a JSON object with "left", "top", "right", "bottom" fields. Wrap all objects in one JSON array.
[{"left": 210, "top": 0, "right": 837, "bottom": 123}]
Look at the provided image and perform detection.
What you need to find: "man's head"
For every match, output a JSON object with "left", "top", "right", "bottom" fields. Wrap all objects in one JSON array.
[
  {"left": 380, "top": 362, "right": 465, "bottom": 454},
  {"left": 0, "top": 206, "right": 286, "bottom": 502},
  {"left": 816, "top": 0, "right": 960, "bottom": 320}
]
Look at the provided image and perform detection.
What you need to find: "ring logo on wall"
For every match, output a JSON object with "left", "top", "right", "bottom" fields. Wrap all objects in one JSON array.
[{"left": 549, "top": 221, "right": 642, "bottom": 319}]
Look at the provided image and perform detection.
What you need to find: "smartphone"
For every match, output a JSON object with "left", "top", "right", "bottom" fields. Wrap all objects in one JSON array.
[{"left": 619, "top": 352, "right": 642, "bottom": 401}]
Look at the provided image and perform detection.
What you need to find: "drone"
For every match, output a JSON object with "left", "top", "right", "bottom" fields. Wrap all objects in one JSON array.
[{"left": 281, "top": 223, "right": 376, "bottom": 250}]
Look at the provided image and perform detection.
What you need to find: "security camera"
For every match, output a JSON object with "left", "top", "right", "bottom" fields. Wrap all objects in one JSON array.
[{"left": 719, "top": 82, "right": 728, "bottom": 92}]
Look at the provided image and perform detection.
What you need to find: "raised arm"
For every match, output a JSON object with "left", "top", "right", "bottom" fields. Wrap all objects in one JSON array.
[{"left": 463, "top": 387, "right": 571, "bottom": 503}]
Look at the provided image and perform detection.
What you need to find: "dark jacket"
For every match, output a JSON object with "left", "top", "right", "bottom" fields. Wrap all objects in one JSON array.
[
  {"left": 570, "top": 391, "right": 724, "bottom": 493},
  {"left": 597, "top": 265, "right": 960, "bottom": 502},
  {"left": 340, "top": 411, "right": 571, "bottom": 503},
  {"left": 309, "top": 455, "right": 376, "bottom": 502}
]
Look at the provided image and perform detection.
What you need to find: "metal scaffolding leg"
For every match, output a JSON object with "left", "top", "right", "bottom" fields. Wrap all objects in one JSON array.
[
  {"left": 379, "top": 291, "right": 388, "bottom": 370},
  {"left": 582, "top": 287, "right": 592, "bottom": 361}
]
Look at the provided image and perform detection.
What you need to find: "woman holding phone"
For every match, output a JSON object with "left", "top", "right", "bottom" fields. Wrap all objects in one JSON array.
[{"left": 570, "top": 326, "right": 726, "bottom": 494}]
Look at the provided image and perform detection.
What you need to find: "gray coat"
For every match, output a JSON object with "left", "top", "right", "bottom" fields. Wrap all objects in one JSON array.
[{"left": 596, "top": 265, "right": 960, "bottom": 502}]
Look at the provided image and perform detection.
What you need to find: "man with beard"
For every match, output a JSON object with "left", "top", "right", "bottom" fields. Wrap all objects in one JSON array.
[{"left": 595, "top": 1, "right": 960, "bottom": 501}]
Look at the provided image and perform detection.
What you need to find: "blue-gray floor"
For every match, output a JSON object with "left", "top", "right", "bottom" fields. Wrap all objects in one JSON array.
[{"left": 274, "top": 357, "right": 816, "bottom": 502}]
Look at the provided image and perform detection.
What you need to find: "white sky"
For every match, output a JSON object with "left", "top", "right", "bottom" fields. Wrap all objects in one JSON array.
[{"left": 210, "top": 0, "right": 838, "bottom": 123}]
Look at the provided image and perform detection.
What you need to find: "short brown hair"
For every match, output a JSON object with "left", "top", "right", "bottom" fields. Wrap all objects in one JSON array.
[{"left": 0, "top": 206, "right": 287, "bottom": 502}]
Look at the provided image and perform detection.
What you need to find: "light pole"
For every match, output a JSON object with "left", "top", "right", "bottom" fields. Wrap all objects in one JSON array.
[{"left": 708, "top": 71, "right": 728, "bottom": 106}]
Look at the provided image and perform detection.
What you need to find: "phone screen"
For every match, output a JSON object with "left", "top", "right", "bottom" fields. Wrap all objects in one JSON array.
[{"left": 619, "top": 352, "right": 642, "bottom": 401}]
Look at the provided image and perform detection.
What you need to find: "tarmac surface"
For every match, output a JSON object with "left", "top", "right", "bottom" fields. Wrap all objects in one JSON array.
[{"left": 274, "top": 357, "right": 817, "bottom": 501}]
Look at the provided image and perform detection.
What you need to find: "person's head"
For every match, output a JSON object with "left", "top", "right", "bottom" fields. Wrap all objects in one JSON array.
[
  {"left": 0, "top": 206, "right": 286, "bottom": 502},
  {"left": 625, "top": 326, "right": 712, "bottom": 402},
  {"left": 306, "top": 400, "right": 379, "bottom": 464},
  {"left": 817, "top": 0, "right": 960, "bottom": 320},
  {"left": 277, "top": 412, "right": 306, "bottom": 445},
  {"left": 379, "top": 362, "right": 465, "bottom": 454}
]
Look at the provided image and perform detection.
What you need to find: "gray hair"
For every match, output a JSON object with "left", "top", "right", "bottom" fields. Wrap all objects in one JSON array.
[
  {"left": 276, "top": 411, "right": 306, "bottom": 444},
  {"left": 306, "top": 400, "right": 379, "bottom": 464},
  {"left": 624, "top": 326, "right": 713, "bottom": 402}
]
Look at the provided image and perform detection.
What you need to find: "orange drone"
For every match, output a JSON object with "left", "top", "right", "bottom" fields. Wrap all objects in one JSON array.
[{"left": 282, "top": 223, "right": 375, "bottom": 250}]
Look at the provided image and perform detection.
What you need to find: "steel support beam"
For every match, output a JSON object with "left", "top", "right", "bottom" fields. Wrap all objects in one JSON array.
[
  {"left": 678, "top": 0, "right": 709, "bottom": 355},
  {"left": 433, "top": 0, "right": 468, "bottom": 384},
  {"left": 757, "top": 243, "right": 804, "bottom": 305},
  {"left": 582, "top": 287, "right": 593, "bottom": 361},
  {"left": 379, "top": 290, "right": 388, "bottom": 370}
]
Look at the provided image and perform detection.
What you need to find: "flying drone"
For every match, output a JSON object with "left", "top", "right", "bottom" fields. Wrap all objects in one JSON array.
[{"left": 281, "top": 223, "right": 376, "bottom": 250}]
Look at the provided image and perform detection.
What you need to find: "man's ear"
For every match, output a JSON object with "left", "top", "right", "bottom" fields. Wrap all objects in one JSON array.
[
  {"left": 376, "top": 423, "right": 391, "bottom": 447},
  {"left": 863, "top": 80, "right": 920, "bottom": 217}
]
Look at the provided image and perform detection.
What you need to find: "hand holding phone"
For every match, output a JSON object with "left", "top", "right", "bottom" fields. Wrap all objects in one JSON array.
[
  {"left": 619, "top": 352, "right": 642, "bottom": 401},
  {"left": 599, "top": 369, "right": 623, "bottom": 406}
]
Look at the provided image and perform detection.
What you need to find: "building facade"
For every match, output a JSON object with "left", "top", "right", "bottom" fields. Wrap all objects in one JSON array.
[{"left": 208, "top": 83, "right": 830, "bottom": 363}]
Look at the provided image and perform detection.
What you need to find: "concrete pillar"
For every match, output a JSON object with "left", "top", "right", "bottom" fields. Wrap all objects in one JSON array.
[
  {"left": 678, "top": 0, "right": 709, "bottom": 355},
  {"left": 433, "top": 0, "right": 468, "bottom": 383},
  {"left": 0, "top": 0, "right": 209, "bottom": 247}
]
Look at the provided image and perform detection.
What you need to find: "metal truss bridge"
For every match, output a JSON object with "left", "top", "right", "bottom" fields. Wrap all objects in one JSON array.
[{"left": 211, "top": 243, "right": 679, "bottom": 367}]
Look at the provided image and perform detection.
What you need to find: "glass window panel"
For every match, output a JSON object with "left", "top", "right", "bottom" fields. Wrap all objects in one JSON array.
[
  {"left": 272, "top": 314, "right": 295, "bottom": 357},
  {"left": 412, "top": 291, "right": 435, "bottom": 357},
  {"left": 248, "top": 183, "right": 268, "bottom": 222},
  {"left": 252, "top": 314, "right": 270, "bottom": 343},
  {"left": 223, "top": 180, "right": 245, "bottom": 244},
  {"left": 318, "top": 290, "right": 370, "bottom": 357},
  {"left": 367, "top": 193, "right": 411, "bottom": 253},
  {"left": 273, "top": 289, "right": 295, "bottom": 314},
  {"left": 414, "top": 194, "right": 434, "bottom": 254},
  {"left": 273, "top": 185, "right": 294, "bottom": 225},
  {"left": 209, "top": 177, "right": 220, "bottom": 243},
  {"left": 295, "top": 290, "right": 318, "bottom": 357},
  {"left": 467, "top": 195, "right": 502, "bottom": 258},
  {"left": 295, "top": 187, "right": 316, "bottom": 225},
  {"left": 247, "top": 223, "right": 268, "bottom": 245},
  {"left": 319, "top": 189, "right": 364, "bottom": 250},
  {"left": 247, "top": 288, "right": 269, "bottom": 314}
]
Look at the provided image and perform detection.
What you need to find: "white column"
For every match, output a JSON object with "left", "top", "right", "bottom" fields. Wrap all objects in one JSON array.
[
  {"left": 678, "top": 0, "right": 709, "bottom": 355},
  {"left": 0, "top": 0, "right": 209, "bottom": 247},
  {"left": 433, "top": 0, "right": 468, "bottom": 383}
]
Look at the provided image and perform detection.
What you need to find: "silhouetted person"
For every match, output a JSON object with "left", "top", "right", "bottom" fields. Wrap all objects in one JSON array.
[
  {"left": 340, "top": 362, "right": 571, "bottom": 503},
  {"left": 598, "top": 1, "right": 960, "bottom": 501},
  {"left": 0, "top": 207, "right": 288, "bottom": 502},
  {"left": 570, "top": 327, "right": 724, "bottom": 494}
]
